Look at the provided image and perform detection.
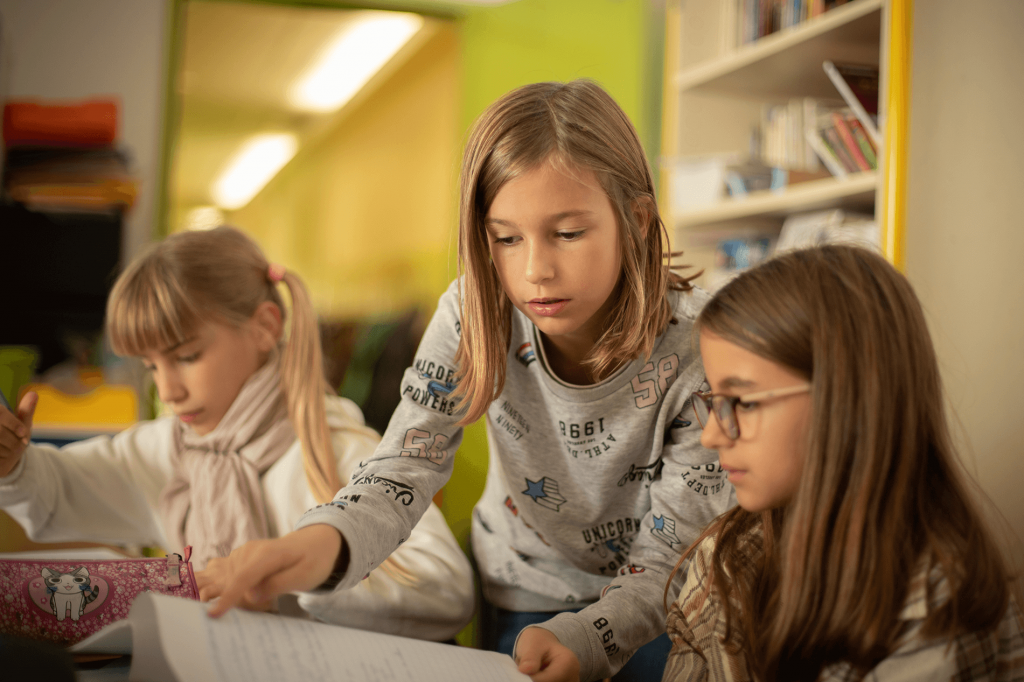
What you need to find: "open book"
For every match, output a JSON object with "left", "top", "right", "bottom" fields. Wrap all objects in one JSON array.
[{"left": 71, "top": 592, "right": 530, "bottom": 682}]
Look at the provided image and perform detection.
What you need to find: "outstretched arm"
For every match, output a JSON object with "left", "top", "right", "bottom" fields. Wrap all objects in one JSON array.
[{"left": 199, "top": 524, "right": 344, "bottom": 616}]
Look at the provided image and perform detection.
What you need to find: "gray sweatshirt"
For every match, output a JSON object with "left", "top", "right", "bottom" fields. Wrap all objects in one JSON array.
[{"left": 296, "top": 279, "right": 735, "bottom": 681}]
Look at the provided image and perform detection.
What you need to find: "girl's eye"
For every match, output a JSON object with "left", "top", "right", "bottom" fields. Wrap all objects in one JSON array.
[
  {"left": 736, "top": 401, "right": 759, "bottom": 413},
  {"left": 177, "top": 352, "right": 200, "bottom": 363},
  {"left": 493, "top": 235, "right": 519, "bottom": 246},
  {"left": 142, "top": 364, "right": 156, "bottom": 373},
  {"left": 557, "top": 230, "right": 585, "bottom": 241}
]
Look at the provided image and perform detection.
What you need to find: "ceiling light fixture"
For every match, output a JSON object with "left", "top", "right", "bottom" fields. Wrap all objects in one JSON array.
[
  {"left": 211, "top": 133, "right": 298, "bottom": 210},
  {"left": 184, "top": 205, "right": 225, "bottom": 231},
  {"left": 290, "top": 12, "right": 424, "bottom": 113}
]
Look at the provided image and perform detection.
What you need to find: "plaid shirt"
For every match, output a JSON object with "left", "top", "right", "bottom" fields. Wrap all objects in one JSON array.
[{"left": 663, "top": 538, "right": 1024, "bottom": 682}]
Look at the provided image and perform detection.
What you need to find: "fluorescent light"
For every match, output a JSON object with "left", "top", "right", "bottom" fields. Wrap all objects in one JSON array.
[
  {"left": 290, "top": 12, "right": 423, "bottom": 113},
  {"left": 184, "top": 205, "right": 224, "bottom": 231},
  {"left": 212, "top": 133, "right": 298, "bottom": 210}
]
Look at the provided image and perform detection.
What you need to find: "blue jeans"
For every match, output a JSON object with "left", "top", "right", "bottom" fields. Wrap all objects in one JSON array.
[{"left": 479, "top": 600, "right": 671, "bottom": 682}]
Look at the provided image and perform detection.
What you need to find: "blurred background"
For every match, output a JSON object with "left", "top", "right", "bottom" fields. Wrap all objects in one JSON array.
[{"left": 0, "top": 0, "right": 1021, "bottom": 585}]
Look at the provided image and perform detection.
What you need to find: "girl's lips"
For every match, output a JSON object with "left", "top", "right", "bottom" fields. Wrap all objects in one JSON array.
[
  {"left": 178, "top": 410, "right": 202, "bottom": 424},
  {"left": 722, "top": 465, "right": 745, "bottom": 482},
  {"left": 528, "top": 298, "right": 569, "bottom": 316}
]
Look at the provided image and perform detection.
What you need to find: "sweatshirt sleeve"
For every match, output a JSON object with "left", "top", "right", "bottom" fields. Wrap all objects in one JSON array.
[
  {"left": 294, "top": 281, "right": 467, "bottom": 592},
  {"left": 524, "top": 371, "right": 735, "bottom": 681},
  {"left": 296, "top": 396, "right": 475, "bottom": 640},
  {"left": 0, "top": 420, "right": 175, "bottom": 547}
]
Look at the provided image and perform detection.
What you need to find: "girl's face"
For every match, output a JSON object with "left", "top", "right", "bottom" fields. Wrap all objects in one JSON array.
[
  {"left": 699, "top": 329, "right": 812, "bottom": 513},
  {"left": 485, "top": 157, "right": 622, "bottom": 360},
  {"left": 139, "top": 309, "right": 277, "bottom": 436}
]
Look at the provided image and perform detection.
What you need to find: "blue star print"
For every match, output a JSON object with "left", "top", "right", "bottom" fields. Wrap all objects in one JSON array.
[
  {"left": 523, "top": 478, "right": 547, "bottom": 502},
  {"left": 653, "top": 515, "right": 665, "bottom": 530}
]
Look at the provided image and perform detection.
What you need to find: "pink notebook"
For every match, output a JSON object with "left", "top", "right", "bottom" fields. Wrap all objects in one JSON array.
[{"left": 0, "top": 548, "right": 200, "bottom": 647}]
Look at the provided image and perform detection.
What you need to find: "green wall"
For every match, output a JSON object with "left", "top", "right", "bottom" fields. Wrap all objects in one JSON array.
[{"left": 458, "top": 0, "right": 662, "bottom": 159}]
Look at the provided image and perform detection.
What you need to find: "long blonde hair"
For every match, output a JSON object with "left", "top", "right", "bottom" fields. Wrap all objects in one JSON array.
[
  {"left": 667, "top": 245, "right": 1015, "bottom": 681},
  {"left": 453, "top": 79, "right": 695, "bottom": 424},
  {"left": 106, "top": 226, "right": 341, "bottom": 504}
]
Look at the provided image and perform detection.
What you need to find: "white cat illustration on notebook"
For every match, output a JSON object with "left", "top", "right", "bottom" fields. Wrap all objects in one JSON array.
[{"left": 41, "top": 566, "right": 100, "bottom": 622}]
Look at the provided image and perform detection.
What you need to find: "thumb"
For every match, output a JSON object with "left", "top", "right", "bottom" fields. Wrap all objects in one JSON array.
[
  {"left": 17, "top": 392, "right": 38, "bottom": 434},
  {"left": 516, "top": 649, "right": 544, "bottom": 676}
]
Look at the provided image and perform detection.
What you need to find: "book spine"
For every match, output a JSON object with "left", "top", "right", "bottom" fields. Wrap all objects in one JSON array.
[
  {"left": 847, "top": 116, "right": 878, "bottom": 169},
  {"left": 822, "top": 60, "right": 882, "bottom": 146},
  {"left": 822, "top": 125, "right": 858, "bottom": 173},
  {"left": 802, "top": 98, "right": 820, "bottom": 170},
  {"left": 830, "top": 111, "right": 871, "bottom": 171},
  {"left": 805, "top": 128, "right": 847, "bottom": 178}
]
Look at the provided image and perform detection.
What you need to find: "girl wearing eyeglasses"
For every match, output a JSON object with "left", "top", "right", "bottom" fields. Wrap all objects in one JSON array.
[{"left": 662, "top": 245, "right": 1022, "bottom": 682}]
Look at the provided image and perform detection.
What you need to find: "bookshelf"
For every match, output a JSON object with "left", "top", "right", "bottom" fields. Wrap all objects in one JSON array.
[{"left": 661, "top": 0, "right": 911, "bottom": 285}]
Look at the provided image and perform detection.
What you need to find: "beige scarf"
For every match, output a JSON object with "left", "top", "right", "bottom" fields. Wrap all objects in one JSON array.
[{"left": 159, "top": 357, "right": 295, "bottom": 570}]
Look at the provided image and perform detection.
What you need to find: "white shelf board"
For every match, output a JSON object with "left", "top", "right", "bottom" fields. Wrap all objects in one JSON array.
[
  {"left": 674, "top": 171, "right": 878, "bottom": 230},
  {"left": 675, "top": 0, "right": 883, "bottom": 100}
]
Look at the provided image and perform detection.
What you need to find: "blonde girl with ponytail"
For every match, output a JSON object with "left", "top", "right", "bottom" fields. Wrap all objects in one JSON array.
[{"left": 0, "top": 226, "right": 473, "bottom": 640}]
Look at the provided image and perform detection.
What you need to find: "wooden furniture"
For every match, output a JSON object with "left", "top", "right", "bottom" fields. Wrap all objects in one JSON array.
[{"left": 660, "top": 0, "right": 913, "bottom": 284}]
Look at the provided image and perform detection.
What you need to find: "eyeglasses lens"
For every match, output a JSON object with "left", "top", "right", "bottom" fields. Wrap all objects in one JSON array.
[{"left": 711, "top": 397, "right": 740, "bottom": 440}]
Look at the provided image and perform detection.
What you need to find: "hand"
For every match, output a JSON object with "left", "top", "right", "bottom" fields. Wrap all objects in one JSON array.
[
  {"left": 0, "top": 391, "right": 37, "bottom": 478},
  {"left": 197, "top": 524, "right": 345, "bottom": 618},
  {"left": 515, "top": 627, "right": 581, "bottom": 682}
]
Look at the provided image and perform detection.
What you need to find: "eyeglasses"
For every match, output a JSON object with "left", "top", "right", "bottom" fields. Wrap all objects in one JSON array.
[{"left": 691, "top": 384, "right": 811, "bottom": 440}]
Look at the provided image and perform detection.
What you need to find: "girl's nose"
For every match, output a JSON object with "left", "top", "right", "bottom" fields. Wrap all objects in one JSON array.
[
  {"left": 524, "top": 241, "right": 555, "bottom": 284},
  {"left": 700, "top": 414, "right": 731, "bottom": 450},
  {"left": 154, "top": 371, "right": 186, "bottom": 405}
]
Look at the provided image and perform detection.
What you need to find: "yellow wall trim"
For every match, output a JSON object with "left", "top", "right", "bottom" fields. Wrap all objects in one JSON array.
[{"left": 882, "top": 0, "right": 913, "bottom": 270}]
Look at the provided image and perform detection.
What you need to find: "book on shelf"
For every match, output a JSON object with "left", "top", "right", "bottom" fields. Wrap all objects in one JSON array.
[
  {"left": 822, "top": 60, "right": 882, "bottom": 146},
  {"left": 70, "top": 591, "right": 530, "bottom": 682},
  {"left": 761, "top": 98, "right": 824, "bottom": 172},
  {"left": 803, "top": 105, "right": 879, "bottom": 177},
  {"left": 737, "top": 0, "right": 854, "bottom": 46},
  {"left": 847, "top": 117, "right": 878, "bottom": 167},
  {"left": 830, "top": 112, "right": 871, "bottom": 171},
  {"left": 668, "top": 154, "right": 831, "bottom": 214},
  {"left": 759, "top": 97, "right": 879, "bottom": 177},
  {"left": 706, "top": 234, "right": 776, "bottom": 292},
  {"left": 775, "top": 209, "right": 880, "bottom": 254}
]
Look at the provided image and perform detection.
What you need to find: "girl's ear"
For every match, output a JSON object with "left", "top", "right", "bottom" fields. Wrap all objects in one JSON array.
[
  {"left": 251, "top": 301, "right": 283, "bottom": 353},
  {"left": 631, "top": 196, "right": 656, "bottom": 238}
]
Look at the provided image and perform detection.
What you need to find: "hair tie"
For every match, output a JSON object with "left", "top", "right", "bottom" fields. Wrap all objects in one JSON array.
[{"left": 267, "top": 263, "right": 285, "bottom": 283}]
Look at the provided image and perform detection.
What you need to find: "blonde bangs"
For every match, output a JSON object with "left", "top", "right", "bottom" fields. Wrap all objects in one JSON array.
[{"left": 106, "top": 257, "right": 203, "bottom": 357}]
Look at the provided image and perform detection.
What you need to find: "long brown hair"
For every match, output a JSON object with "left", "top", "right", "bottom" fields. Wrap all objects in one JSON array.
[
  {"left": 106, "top": 226, "right": 342, "bottom": 504},
  {"left": 670, "top": 245, "right": 1014, "bottom": 681},
  {"left": 453, "top": 79, "right": 695, "bottom": 424}
]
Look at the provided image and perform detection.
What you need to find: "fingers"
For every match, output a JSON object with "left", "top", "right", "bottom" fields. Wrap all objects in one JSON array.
[
  {"left": 206, "top": 540, "right": 304, "bottom": 618},
  {"left": 17, "top": 392, "right": 38, "bottom": 432},
  {"left": 0, "top": 399, "right": 32, "bottom": 478},
  {"left": 195, "top": 562, "right": 224, "bottom": 602},
  {"left": 0, "top": 426, "right": 24, "bottom": 452},
  {"left": 515, "top": 629, "right": 580, "bottom": 682},
  {"left": 526, "top": 651, "right": 580, "bottom": 682},
  {"left": 204, "top": 526, "right": 343, "bottom": 618},
  {"left": 0, "top": 405, "right": 29, "bottom": 444}
]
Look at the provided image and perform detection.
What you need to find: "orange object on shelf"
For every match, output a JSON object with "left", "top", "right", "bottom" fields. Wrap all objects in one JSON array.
[
  {"left": 3, "top": 99, "right": 118, "bottom": 147},
  {"left": 21, "top": 382, "right": 137, "bottom": 437}
]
